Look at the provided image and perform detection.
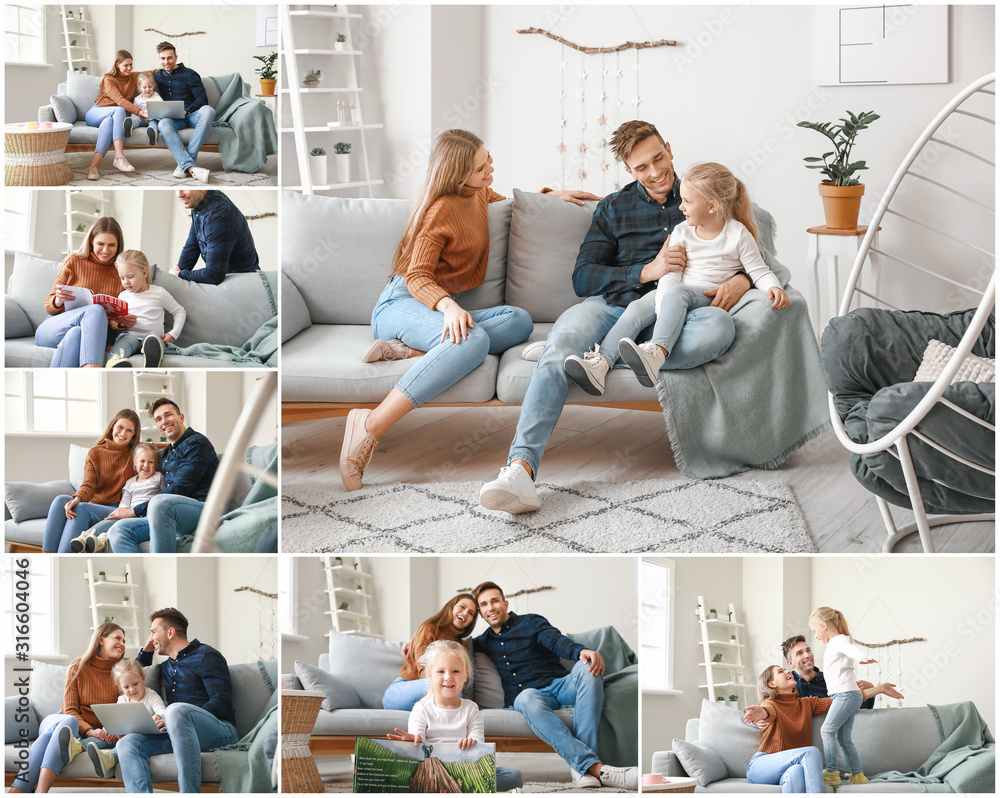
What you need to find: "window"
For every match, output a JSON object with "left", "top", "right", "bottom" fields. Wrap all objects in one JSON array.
[
  {"left": 5, "top": 3, "right": 45, "bottom": 66},
  {"left": 640, "top": 558, "right": 676, "bottom": 692},
  {"left": 4, "top": 190, "right": 38, "bottom": 254},
  {"left": 5, "top": 558, "right": 60, "bottom": 658},
  {"left": 5, "top": 371, "right": 104, "bottom": 435},
  {"left": 279, "top": 557, "right": 306, "bottom": 641}
]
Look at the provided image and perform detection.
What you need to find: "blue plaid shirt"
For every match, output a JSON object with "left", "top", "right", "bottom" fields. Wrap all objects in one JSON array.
[
  {"left": 472, "top": 612, "right": 585, "bottom": 707},
  {"left": 133, "top": 427, "right": 218, "bottom": 517},
  {"left": 793, "top": 668, "right": 874, "bottom": 710},
  {"left": 137, "top": 639, "right": 235, "bottom": 725},
  {"left": 178, "top": 191, "right": 261, "bottom": 285},
  {"left": 153, "top": 63, "right": 208, "bottom": 115}
]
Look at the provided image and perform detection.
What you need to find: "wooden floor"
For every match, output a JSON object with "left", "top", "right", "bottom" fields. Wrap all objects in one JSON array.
[{"left": 282, "top": 405, "right": 995, "bottom": 554}]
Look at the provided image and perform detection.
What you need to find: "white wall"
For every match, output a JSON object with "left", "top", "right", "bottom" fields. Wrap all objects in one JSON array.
[{"left": 216, "top": 556, "right": 279, "bottom": 664}]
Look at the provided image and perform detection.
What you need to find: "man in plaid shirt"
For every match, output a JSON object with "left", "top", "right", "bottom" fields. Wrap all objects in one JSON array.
[
  {"left": 108, "top": 398, "right": 218, "bottom": 553},
  {"left": 118, "top": 608, "right": 237, "bottom": 792},
  {"left": 472, "top": 581, "right": 638, "bottom": 790},
  {"left": 153, "top": 41, "right": 216, "bottom": 183},
  {"left": 481, "top": 120, "right": 751, "bottom": 515},
  {"left": 170, "top": 190, "right": 261, "bottom": 285}
]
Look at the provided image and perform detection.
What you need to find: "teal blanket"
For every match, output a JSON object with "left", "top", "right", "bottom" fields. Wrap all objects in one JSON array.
[
  {"left": 868, "top": 702, "right": 995, "bottom": 793},
  {"left": 656, "top": 207, "right": 831, "bottom": 478},
  {"left": 213, "top": 443, "right": 278, "bottom": 553},
  {"left": 166, "top": 316, "right": 278, "bottom": 367},
  {"left": 213, "top": 660, "right": 278, "bottom": 793},
  {"left": 209, "top": 73, "right": 278, "bottom": 174},
  {"left": 567, "top": 626, "right": 638, "bottom": 768}
]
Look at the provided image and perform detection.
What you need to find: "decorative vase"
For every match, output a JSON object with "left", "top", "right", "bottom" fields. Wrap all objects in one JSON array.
[
  {"left": 260, "top": 78, "right": 277, "bottom": 97},
  {"left": 309, "top": 155, "right": 327, "bottom": 187},
  {"left": 334, "top": 41, "right": 345, "bottom": 51},
  {"left": 819, "top": 182, "right": 865, "bottom": 230},
  {"left": 335, "top": 153, "right": 351, "bottom": 183}
]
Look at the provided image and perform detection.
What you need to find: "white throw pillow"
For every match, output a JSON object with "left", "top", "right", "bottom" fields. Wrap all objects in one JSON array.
[{"left": 913, "top": 339, "right": 995, "bottom": 384}]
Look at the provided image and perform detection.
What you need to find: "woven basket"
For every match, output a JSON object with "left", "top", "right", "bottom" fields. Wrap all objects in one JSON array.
[
  {"left": 5, "top": 127, "right": 72, "bottom": 154},
  {"left": 281, "top": 691, "right": 325, "bottom": 793},
  {"left": 5, "top": 127, "right": 73, "bottom": 186}
]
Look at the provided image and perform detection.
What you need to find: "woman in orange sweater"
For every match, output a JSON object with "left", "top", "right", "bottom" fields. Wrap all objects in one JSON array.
[
  {"left": 382, "top": 593, "right": 478, "bottom": 710},
  {"left": 84, "top": 49, "right": 146, "bottom": 180},
  {"left": 340, "top": 128, "right": 599, "bottom": 490},
  {"left": 9, "top": 623, "right": 126, "bottom": 792},
  {"left": 35, "top": 217, "right": 137, "bottom": 368},
  {"left": 41, "top": 408, "right": 141, "bottom": 553}
]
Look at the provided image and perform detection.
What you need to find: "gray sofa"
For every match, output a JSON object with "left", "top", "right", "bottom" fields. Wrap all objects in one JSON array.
[
  {"left": 651, "top": 699, "right": 994, "bottom": 793},
  {"left": 39, "top": 71, "right": 220, "bottom": 151},
  {"left": 5, "top": 252, "right": 277, "bottom": 368},
  {"left": 4, "top": 658, "right": 275, "bottom": 790}
]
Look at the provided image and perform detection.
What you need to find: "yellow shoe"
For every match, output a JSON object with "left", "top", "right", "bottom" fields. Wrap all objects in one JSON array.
[
  {"left": 851, "top": 773, "right": 869, "bottom": 785},
  {"left": 105, "top": 353, "right": 132, "bottom": 368},
  {"left": 57, "top": 725, "right": 84, "bottom": 764},
  {"left": 823, "top": 771, "right": 842, "bottom": 788}
]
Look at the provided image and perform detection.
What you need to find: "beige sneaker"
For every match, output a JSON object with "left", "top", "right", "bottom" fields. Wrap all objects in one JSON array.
[
  {"left": 362, "top": 338, "right": 411, "bottom": 363},
  {"left": 112, "top": 156, "right": 135, "bottom": 172},
  {"left": 87, "top": 165, "right": 100, "bottom": 180},
  {"left": 69, "top": 530, "right": 94, "bottom": 553},
  {"left": 57, "top": 725, "right": 84, "bottom": 764},
  {"left": 617, "top": 339, "right": 666, "bottom": 387},
  {"left": 189, "top": 166, "right": 210, "bottom": 183},
  {"left": 339, "top": 409, "right": 378, "bottom": 491},
  {"left": 105, "top": 353, "right": 132, "bottom": 368},
  {"left": 87, "top": 743, "right": 118, "bottom": 778},
  {"left": 564, "top": 345, "right": 610, "bottom": 396}
]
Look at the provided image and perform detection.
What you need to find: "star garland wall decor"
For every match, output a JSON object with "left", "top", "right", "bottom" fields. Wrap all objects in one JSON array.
[{"left": 517, "top": 27, "right": 679, "bottom": 194}]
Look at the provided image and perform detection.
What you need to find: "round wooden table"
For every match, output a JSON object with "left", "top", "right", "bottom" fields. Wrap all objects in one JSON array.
[{"left": 5, "top": 123, "right": 75, "bottom": 186}]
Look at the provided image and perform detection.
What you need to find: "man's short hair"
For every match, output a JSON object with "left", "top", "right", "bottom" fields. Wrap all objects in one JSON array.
[
  {"left": 149, "top": 397, "right": 181, "bottom": 420},
  {"left": 781, "top": 635, "right": 807, "bottom": 661},
  {"left": 156, "top": 41, "right": 176, "bottom": 55},
  {"left": 609, "top": 120, "right": 666, "bottom": 165},
  {"left": 473, "top": 581, "right": 505, "bottom": 603},
  {"left": 150, "top": 607, "right": 189, "bottom": 638}
]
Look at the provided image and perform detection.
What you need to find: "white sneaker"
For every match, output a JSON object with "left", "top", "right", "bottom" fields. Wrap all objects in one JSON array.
[
  {"left": 112, "top": 156, "right": 135, "bottom": 172},
  {"left": 86, "top": 165, "right": 100, "bottom": 180},
  {"left": 572, "top": 770, "right": 602, "bottom": 789},
  {"left": 617, "top": 339, "right": 666, "bottom": 388},
  {"left": 564, "top": 345, "right": 610, "bottom": 396},
  {"left": 91, "top": 533, "right": 110, "bottom": 553},
  {"left": 479, "top": 463, "right": 540, "bottom": 513},
  {"left": 69, "top": 530, "right": 94, "bottom": 553},
  {"left": 189, "top": 166, "right": 211, "bottom": 183},
  {"left": 520, "top": 341, "right": 545, "bottom": 362},
  {"left": 173, "top": 166, "right": 190, "bottom": 179},
  {"left": 599, "top": 764, "right": 639, "bottom": 791}
]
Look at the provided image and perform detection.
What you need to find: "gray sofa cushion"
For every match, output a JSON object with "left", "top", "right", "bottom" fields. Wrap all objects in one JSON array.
[
  {"left": 49, "top": 93, "right": 77, "bottom": 124},
  {"left": 65, "top": 72, "right": 102, "bottom": 119},
  {"left": 5, "top": 695, "right": 38, "bottom": 743},
  {"left": 27, "top": 660, "right": 67, "bottom": 721},
  {"left": 505, "top": 188, "right": 596, "bottom": 323},
  {"left": 4, "top": 480, "right": 73, "bottom": 523},
  {"left": 672, "top": 738, "right": 728, "bottom": 786},
  {"left": 452, "top": 199, "right": 511, "bottom": 311},
  {"left": 695, "top": 699, "right": 759, "bottom": 778},
  {"left": 4, "top": 296, "right": 32, "bottom": 339},
  {"left": 327, "top": 633, "right": 405, "bottom": 709},
  {"left": 9, "top": 252, "right": 62, "bottom": 332},
  {"left": 280, "top": 272, "right": 312, "bottom": 343},
  {"left": 471, "top": 652, "right": 505, "bottom": 709},
  {"left": 313, "top": 707, "right": 410, "bottom": 737},
  {"left": 294, "top": 661, "right": 360, "bottom": 711}
]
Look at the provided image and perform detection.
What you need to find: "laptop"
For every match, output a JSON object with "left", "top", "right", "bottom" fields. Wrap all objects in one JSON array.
[
  {"left": 145, "top": 100, "right": 186, "bottom": 120},
  {"left": 91, "top": 703, "right": 164, "bottom": 735}
]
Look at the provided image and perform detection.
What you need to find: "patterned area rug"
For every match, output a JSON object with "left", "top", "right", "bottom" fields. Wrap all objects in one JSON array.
[
  {"left": 323, "top": 782, "right": 624, "bottom": 793},
  {"left": 65, "top": 165, "right": 276, "bottom": 186},
  {"left": 282, "top": 477, "right": 814, "bottom": 553}
]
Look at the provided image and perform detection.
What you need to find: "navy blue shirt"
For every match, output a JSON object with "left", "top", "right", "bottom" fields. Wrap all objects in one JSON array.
[
  {"left": 137, "top": 638, "right": 235, "bottom": 725},
  {"left": 133, "top": 427, "right": 218, "bottom": 517},
  {"left": 792, "top": 667, "right": 875, "bottom": 710},
  {"left": 178, "top": 191, "right": 261, "bottom": 285},
  {"left": 472, "top": 612, "right": 585, "bottom": 707},
  {"left": 153, "top": 62, "right": 208, "bottom": 115}
]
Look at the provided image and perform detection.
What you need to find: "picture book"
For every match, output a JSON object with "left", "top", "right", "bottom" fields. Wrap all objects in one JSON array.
[{"left": 353, "top": 737, "right": 496, "bottom": 793}]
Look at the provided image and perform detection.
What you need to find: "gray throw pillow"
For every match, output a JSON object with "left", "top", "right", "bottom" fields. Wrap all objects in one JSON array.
[
  {"left": 5, "top": 694, "right": 39, "bottom": 743},
  {"left": 280, "top": 272, "right": 312, "bottom": 343},
  {"left": 143, "top": 663, "right": 162, "bottom": 699},
  {"left": 28, "top": 660, "right": 69, "bottom": 721},
  {"left": 5, "top": 481, "right": 72, "bottom": 523},
  {"left": 49, "top": 94, "right": 78, "bottom": 124},
  {"left": 294, "top": 661, "right": 361, "bottom": 711},
  {"left": 327, "top": 633, "right": 404, "bottom": 709},
  {"left": 672, "top": 738, "right": 728, "bottom": 786},
  {"left": 471, "top": 652, "right": 504, "bottom": 708},
  {"left": 65, "top": 72, "right": 102, "bottom": 120},
  {"left": 697, "top": 698, "right": 760, "bottom": 778},
  {"left": 5, "top": 295, "right": 33, "bottom": 338}
]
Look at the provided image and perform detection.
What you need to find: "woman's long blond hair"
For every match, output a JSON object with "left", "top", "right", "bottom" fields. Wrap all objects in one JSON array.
[
  {"left": 682, "top": 162, "right": 760, "bottom": 244},
  {"left": 756, "top": 665, "right": 785, "bottom": 704},
  {"left": 809, "top": 606, "right": 852, "bottom": 639},
  {"left": 66, "top": 622, "right": 126, "bottom": 691},
  {"left": 73, "top": 216, "right": 124, "bottom": 260},
  {"left": 106, "top": 49, "right": 134, "bottom": 79},
  {"left": 391, "top": 129, "right": 484, "bottom": 272}
]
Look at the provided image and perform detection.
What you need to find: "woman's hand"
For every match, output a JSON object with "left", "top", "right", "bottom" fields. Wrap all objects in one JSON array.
[
  {"left": 436, "top": 298, "right": 473, "bottom": 344},
  {"left": 139, "top": 109, "right": 149, "bottom": 120},
  {"left": 743, "top": 705, "right": 767, "bottom": 724},
  {"left": 387, "top": 728, "right": 421, "bottom": 746},
  {"left": 767, "top": 287, "right": 790, "bottom": 309},
  {"left": 53, "top": 286, "right": 76, "bottom": 309},
  {"left": 547, "top": 189, "right": 601, "bottom": 206},
  {"left": 858, "top": 657, "right": 877, "bottom": 665},
  {"left": 87, "top": 727, "right": 112, "bottom": 742},
  {"left": 118, "top": 313, "right": 137, "bottom": 328},
  {"left": 64, "top": 498, "right": 81, "bottom": 519},
  {"left": 106, "top": 507, "right": 136, "bottom": 520},
  {"left": 457, "top": 737, "right": 477, "bottom": 750}
]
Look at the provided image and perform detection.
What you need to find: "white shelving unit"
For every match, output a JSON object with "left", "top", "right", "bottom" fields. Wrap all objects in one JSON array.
[
  {"left": 132, "top": 371, "right": 177, "bottom": 444},
  {"left": 63, "top": 190, "right": 110, "bottom": 257},
  {"left": 86, "top": 560, "right": 142, "bottom": 648},
  {"left": 60, "top": 6, "right": 98, "bottom": 76},
  {"left": 280, "top": 5, "right": 382, "bottom": 194},
  {"left": 697, "top": 596, "right": 754, "bottom": 709},
  {"left": 323, "top": 556, "right": 380, "bottom": 638}
]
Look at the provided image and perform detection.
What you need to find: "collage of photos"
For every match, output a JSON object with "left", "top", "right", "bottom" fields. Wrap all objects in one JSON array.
[{"left": 3, "top": 2, "right": 996, "bottom": 796}]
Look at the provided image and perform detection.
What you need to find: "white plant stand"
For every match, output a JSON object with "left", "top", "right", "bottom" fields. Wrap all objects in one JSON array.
[
  {"left": 323, "top": 556, "right": 380, "bottom": 638},
  {"left": 697, "top": 596, "right": 753, "bottom": 710}
]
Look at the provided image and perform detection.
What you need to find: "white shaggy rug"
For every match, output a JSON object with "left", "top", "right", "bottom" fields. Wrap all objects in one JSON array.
[
  {"left": 65, "top": 164, "right": 276, "bottom": 187},
  {"left": 282, "top": 477, "right": 814, "bottom": 554}
]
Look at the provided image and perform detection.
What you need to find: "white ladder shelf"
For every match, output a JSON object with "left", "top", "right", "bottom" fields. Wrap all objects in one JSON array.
[
  {"left": 60, "top": 6, "right": 98, "bottom": 76},
  {"left": 132, "top": 372, "right": 178, "bottom": 444},
  {"left": 697, "top": 596, "right": 754, "bottom": 709},
  {"left": 85, "top": 560, "right": 142, "bottom": 649},
  {"left": 323, "top": 556, "right": 381, "bottom": 638}
]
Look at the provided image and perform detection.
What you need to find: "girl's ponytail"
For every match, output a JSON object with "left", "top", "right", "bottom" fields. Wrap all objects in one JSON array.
[{"left": 731, "top": 178, "right": 760, "bottom": 245}]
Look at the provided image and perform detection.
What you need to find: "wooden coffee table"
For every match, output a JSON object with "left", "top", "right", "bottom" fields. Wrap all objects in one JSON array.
[
  {"left": 5, "top": 123, "right": 74, "bottom": 186},
  {"left": 641, "top": 775, "right": 698, "bottom": 792}
]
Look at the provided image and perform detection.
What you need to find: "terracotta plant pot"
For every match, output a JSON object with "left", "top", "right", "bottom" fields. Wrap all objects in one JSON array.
[
  {"left": 819, "top": 182, "right": 865, "bottom": 229},
  {"left": 260, "top": 78, "right": 277, "bottom": 97}
]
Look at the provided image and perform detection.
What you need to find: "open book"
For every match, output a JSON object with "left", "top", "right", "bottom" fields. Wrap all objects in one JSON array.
[
  {"left": 353, "top": 737, "right": 496, "bottom": 793},
  {"left": 59, "top": 286, "right": 129, "bottom": 320}
]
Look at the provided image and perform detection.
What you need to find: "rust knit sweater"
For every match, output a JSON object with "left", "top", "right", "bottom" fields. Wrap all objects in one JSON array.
[
  {"left": 392, "top": 185, "right": 506, "bottom": 309},
  {"left": 95, "top": 73, "right": 141, "bottom": 115},
  {"left": 63, "top": 655, "right": 120, "bottom": 735},
  {"left": 75, "top": 438, "right": 135, "bottom": 505},
  {"left": 397, "top": 622, "right": 462, "bottom": 681},
  {"left": 44, "top": 254, "right": 123, "bottom": 316},
  {"left": 757, "top": 692, "right": 832, "bottom": 754}
]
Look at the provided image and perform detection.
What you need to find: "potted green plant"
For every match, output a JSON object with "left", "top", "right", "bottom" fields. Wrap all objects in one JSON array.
[
  {"left": 797, "top": 110, "right": 880, "bottom": 229},
  {"left": 98, "top": 570, "right": 106, "bottom": 577},
  {"left": 728, "top": 694, "right": 739, "bottom": 708},
  {"left": 303, "top": 69, "right": 322, "bottom": 88},
  {"left": 730, "top": 634, "right": 737, "bottom": 641},
  {"left": 123, "top": 595, "right": 129, "bottom": 603},
  {"left": 334, "top": 141, "right": 351, "bottom": 183},
  {"left": 253, "top": 52, "right": 278, "bottom": 96},
  {"left": 715, "top": 695, "right": 725, "bottom": 703},
  {"left": 712, "top": 653, "right": 723, "bottom": 662},
  {"left": 708, "top": 608, "right": 717, "bottom": 619},
  {"left": 338, "top": 601, "right": 349, "bottom": 610},
  {"left": 309, "top": 146, "right": 327, "bottom": 186},
  {"left": 335, "top": 556, "right": 343, "bottom": 565},
  {"left": 71, "top": 39, "right": 77, "bottom": 46},
  {"left": 76, "top": 223, "right": 85, "bottom": 232},
  {"left": 334, "top": 33, "right": 348, "bottom": 51},
  {"left": 80, "top": 66, "right": 87, "bottom": 73}
]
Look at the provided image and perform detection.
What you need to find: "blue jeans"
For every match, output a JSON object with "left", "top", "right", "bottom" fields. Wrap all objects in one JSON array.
[
  {"left": 129, "top": 114, "right": 159, "bottom": 138},
  {"left": 822, "top": 690, "right": 863, "bottom": 774},
  {"left": 42, "top": 496, "right": 117, "bottom": 553},
  {"left": 371, "top": 275, "right": 533, "bottom": 408},
  {"left": 496, "top": 766, "right": 523, "bottom": 791},
  {"left": 157, "top": 105, "right": 216, "bottom": 173},
  {"left": 111, "top": 332, "right": 144, "bottom": 359},
  {"left": 747, "top": 747, "right": 825, "bottom": 793},
  {"left": 508, "top": 295, "right": 736, "bottom": 477},
  {"left": 511, "top": 660, "right": 603, "bottom": 775},
  {"left": 10, "top": 714, "right": 114, "bottom": 791},
  {"left": 85, "top": 104, "right": 127, "bottom": 154},
  {"left": 35, "top": 305, "right": 110, "bottom": 367},
  {"left": 116, "top": 702, "right": 238, "bottom": 793},
  {"left": 382, "top": 677, "right": 429, "bottom": 710},
  {"left": 108, "top": 494, "right": 205, "bottom": 554}
]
